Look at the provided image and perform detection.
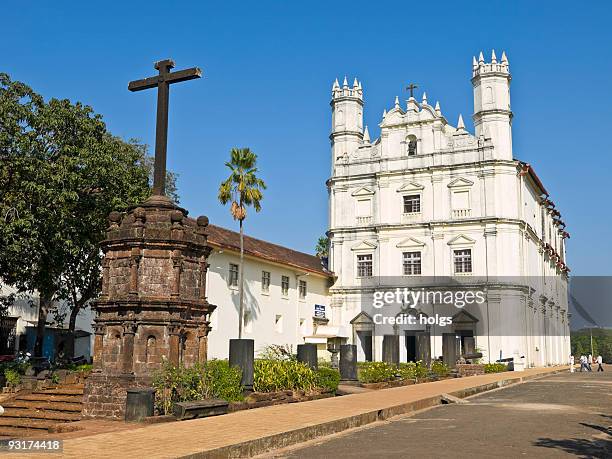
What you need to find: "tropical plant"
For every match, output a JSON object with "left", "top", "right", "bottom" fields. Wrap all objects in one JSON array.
[
  {"left": 357, "top": 361, "right": 398, "bottom": 384},
  {"left": 253, "top": 359, "right": 317, "bottom": 392},
  {"left": 484, "top": 363, "right": 508, "bottom": 373},
  {"left": 315, "top": 235, "right": 330, "bottom": 258},
  {"left": 315, "top": 367, "right": 341, "bottom": 392},
  {"left": 397, "top": 361, "right": 428, "bottom": 380},
  {"left": 258, "top": 344, "right": 295, "bottom": 361},
  {"left": 151, "top": 360, "right": 244, "bottom": 415},
  {"left": 430, "top": 360, "right": 451, "bottom": 377},
  {"left": 4, "top": 368, "right": 21, "bottom": 387},
  {"left": 218, "top": 148, "right": 266, "bottom": 338}
]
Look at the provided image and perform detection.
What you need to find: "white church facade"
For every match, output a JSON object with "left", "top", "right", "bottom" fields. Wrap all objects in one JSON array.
[{"left": 325, "top": 51, "right": 571, "bottom": 367}]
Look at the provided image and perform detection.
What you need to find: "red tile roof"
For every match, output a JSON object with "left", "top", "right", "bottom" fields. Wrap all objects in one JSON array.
[{"left": 206, "top": 224, "right": 332, "bottom": 277}]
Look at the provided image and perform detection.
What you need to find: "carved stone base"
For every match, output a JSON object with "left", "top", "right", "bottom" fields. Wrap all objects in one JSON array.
[{"left": 82, "top": 372, "right": 153, "bottom": 420}]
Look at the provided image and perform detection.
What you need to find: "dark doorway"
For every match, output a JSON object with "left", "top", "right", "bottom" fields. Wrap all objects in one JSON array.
[
  {"left": 357, "top": 331, "right": 373, "bottom": 362},
  {"left": 405, "top": 331, "right": 431, "bottom": 365},
  {"left": 405, "top": 335, "right": 416, "bottom": 362}
]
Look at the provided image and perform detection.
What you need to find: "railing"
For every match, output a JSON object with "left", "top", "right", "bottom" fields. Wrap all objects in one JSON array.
[
  {"left": 356, "top": 216, "right": 372, "bottom": 225},
  {"left": 452, "top": 209, "right": 472, "bottom": 218}
]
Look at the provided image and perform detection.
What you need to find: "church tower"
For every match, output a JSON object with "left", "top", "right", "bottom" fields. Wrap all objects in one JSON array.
[
  {"left": 330, "top": 77, "right": 363, "bottom": 168},
  {"left": 472, "top": 50, "right": 513, "bottom": 160}
]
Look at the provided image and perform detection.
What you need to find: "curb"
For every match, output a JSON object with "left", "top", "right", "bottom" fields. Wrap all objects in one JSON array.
[{"left": 178, "top": 368, "right": 566, "bottom": 459}]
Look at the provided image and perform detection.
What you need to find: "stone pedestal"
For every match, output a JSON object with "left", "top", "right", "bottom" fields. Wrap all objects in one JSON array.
[
  {"left": 297, "top": 344, "right": 318, "bottom": 370},
  {"left": 229, "top": 339, "right": 254, "bottom": 391},
  {"left": 339, "top": 344, "right": 358, "bottom": 381},
  {"left": 83, "top": 195, "right": 216, "bottom": 419}
]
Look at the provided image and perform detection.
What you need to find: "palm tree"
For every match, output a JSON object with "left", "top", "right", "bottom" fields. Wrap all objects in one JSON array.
[{"left": 218, "top": 148, "right": 266, "bottom": 338}]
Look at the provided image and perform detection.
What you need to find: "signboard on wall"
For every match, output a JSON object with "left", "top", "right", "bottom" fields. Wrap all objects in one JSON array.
[{"left": 314, "top": 304, "right": 326, "bottom": 319}]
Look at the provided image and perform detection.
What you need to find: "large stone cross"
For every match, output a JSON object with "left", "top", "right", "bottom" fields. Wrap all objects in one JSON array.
[{"left": 129, "top": 59, "right": 202, "bottom": 196}]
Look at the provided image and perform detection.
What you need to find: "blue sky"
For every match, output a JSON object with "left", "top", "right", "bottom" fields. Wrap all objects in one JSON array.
[{"left": 2, "top": 1, "right": 611, "bottom": 275}]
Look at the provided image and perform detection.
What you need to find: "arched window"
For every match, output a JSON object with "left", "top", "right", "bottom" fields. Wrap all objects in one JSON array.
[
  {"left": 407, "top": 135, "right": 418, "bottom": 156},
  {"left": 145, "top": 335, "right": 156, "bottom": 364}
]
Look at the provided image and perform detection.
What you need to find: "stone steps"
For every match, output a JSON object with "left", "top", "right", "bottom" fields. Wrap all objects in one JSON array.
[
  {"left": 4, "top": 400, "right": 83, "bottom": 412},
  {"left": 0, "top": 383, "right": 84, "bottom": 438},
  {"left": 19, "top": 394, "right": 83, "bottom": 403}
]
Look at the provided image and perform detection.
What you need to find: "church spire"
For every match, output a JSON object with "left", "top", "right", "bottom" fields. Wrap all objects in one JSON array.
[
  {"left": 491, "top": 49, "right": 497, "bottom": 64},
  {"left": 457, "top": 114, "right": 466, "bottom": 131}
]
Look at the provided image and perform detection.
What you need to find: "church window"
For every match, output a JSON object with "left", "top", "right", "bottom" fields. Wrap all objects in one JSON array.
[
  {"left": 357, "top": 254, "right": 373, "bottom": 277},
  {"left": 299, "top": 280, "right": 307, "bottom": 299},
  {"left": 403, "top": 251, "right": 422, "bottom": 275},
  {"left": 452, "top": 190, "right": 470, "bottom": 210},
  {"left": 281, "top": 275, "right": 290, "bottom": 296},
  {"left": 403, "top": 195, "right": 421, "bottom": 214},
  {"left": 407, "top": 135, "right": 418, "bottom": 156},
  {"left": 261, "top": 271, "right": 271, "bottom": 293},
  {"left": 229, "top": 263, "right": 239, "bottom": 287},
  {"left": 275, "top": 314, "right": 283, "bottom": 333},
  {"left": 454, "top": 249, "right": 472, "bottom": 274}
]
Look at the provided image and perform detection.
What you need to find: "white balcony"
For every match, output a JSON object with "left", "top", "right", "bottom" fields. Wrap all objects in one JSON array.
[
  {"left": 356, "top": 216, "right": 372, "bottom": 225},
  {"left": 401, "top": 212, "right": 421, "bottom": 224},
  {"left": 452, "top": 209, "right": 472, "bottom": 218}
]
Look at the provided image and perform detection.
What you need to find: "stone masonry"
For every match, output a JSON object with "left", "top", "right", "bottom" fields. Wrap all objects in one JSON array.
[{"left": 83, "top": 194, "right": 216, "bottom": 419}]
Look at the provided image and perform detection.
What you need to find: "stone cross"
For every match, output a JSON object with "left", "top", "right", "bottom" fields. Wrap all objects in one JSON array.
[
  {"left": 129, "top": 59, "right": 202, "bottom": 196},
  {"left": 406, "top": 83, "right": 418, "bottom": 99}
]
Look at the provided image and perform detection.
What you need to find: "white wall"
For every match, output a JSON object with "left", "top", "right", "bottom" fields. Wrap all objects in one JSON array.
[{"left": 206, "top": 249, "right": 331, "bottom": 359}]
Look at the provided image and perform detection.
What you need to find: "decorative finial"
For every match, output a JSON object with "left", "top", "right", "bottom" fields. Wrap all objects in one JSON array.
[
  {"left": 363, "top": 125, "right": 370, "bottom": 143},
  {"left": 343, "top": 76, "right": 348, "bottom": 87},
  {"left": 478, "top": 51, "right": 484, "bottom": 63},
  {"left": 358, "top": 80, "right": 362, "bottom": 90},
  {"left": 501, "top": 51, "right": 509, "bottom": 65},
  {"left": 435, "top": 101, "right": 441, "bottom": 114},
  {"left": 332, "top": 78, "right": 339, "bottom": 90},
  {"left": 457, "top": 114, "right": 466, "bottom": 131},
  {"left": 491, "top": 49, "right": 497, "bottom": 64},
  {"left": 382, "top": 108, "right": 387, "bottom": 118},
  {"left": 472, "top": 56, "right": 478, "bottom": 68},
  {"left": 422, "top": 92, "right": 427, "bottom": 104},
  {"left": 353, "top": 77, "right": 359, "bottom": 88},
  {"left": 394, "top": 95, "right": 400, "bottom": 108}
]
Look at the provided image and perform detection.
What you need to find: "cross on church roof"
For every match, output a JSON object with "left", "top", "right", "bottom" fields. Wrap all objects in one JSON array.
[
  {"left": 406, "top": 83, "right": 418, "bottom": 99},
  {"left": 129, "top": 59, "right": 202, "bottom": 196}
]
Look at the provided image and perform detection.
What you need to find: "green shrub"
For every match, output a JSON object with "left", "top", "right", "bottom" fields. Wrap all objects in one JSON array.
[
  {"left": 431, "top": 360, "right": 451, "bottom": 377},
  {"left": 315, "top": 367, "right": 340, "bottom": 392},
  {"left": 397, "top": 361, "right": 428, "bottom": 380},
  {"left": 357, "top": 361, "right": 397, "bottom": 383},
  {"left": 152, "top": 360, "right": 244, "bottom": 415},
  {"left": 4, "top": 368, "right": 21, "bottom": 387},
  {"left": 257, "top": 344, "right": 296, "bottom": 361},
  {"left": 484, "top": 363, "right": 507, "bottom": 373},
  {"left": 253, "top": 359, "right": 316, "bottom": 392}
]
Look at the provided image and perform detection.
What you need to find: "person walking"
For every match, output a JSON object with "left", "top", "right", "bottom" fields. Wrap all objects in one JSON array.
[
  {"left": 570, "top": 355, "right": 575, "bottom": 373},
  {"left": 596, "top": 355, "right": 604, "bottom": 372},
  {"left": 587, "top": 354, "right": 593, "bottom": 371}
]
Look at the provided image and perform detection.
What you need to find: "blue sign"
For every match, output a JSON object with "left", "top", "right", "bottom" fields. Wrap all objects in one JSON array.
[{"left": 314, "top": 304, "right": 326, "bottom": 319}]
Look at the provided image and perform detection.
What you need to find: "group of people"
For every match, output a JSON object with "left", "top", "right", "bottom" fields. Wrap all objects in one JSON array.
[{"left": 570, "top": 354, "right": 604, "bottom": 372}]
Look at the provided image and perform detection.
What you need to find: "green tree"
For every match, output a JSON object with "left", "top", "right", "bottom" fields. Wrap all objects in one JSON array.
[
  {"left": 315, "top": 235, "right": 330, "bottom": 258},
  {"left": 218, "top": 148, "right": 266, "bottom": 339},
  {"left": 0, "top": 73, "right": 154, "bottom": 356}
]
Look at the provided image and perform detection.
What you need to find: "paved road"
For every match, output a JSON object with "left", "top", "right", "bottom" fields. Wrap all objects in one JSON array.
[{"left": 266, "top": 371, "right": 611, "bottom": 458}]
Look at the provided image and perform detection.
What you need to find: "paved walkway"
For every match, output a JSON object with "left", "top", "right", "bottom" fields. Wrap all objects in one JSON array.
[{"left": 38, "top": 367, "right": 564, "bottom": 458}]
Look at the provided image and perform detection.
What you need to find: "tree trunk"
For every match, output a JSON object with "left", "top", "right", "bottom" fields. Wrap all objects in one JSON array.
[
  {"left": 34, "top": 291, "right": 53, "bottom": 357},
  {"left": 238, "top": 219, "right": 245, "bottom": 339},
  {"left": 68, "top": 303, "right": 82, "bottom": 332}
]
